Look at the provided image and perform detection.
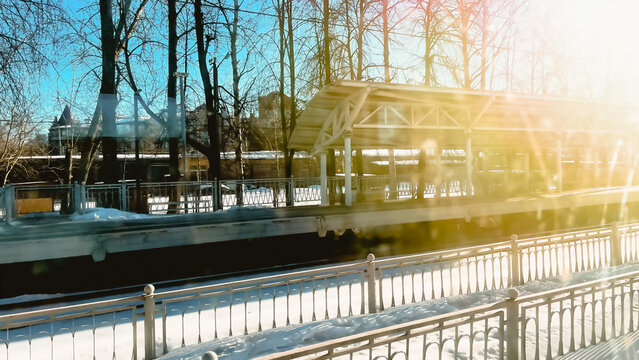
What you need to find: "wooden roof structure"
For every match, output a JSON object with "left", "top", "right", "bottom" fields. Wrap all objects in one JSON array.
[{"left": 290, "top": 80, "right": 639, "bottom": 151}]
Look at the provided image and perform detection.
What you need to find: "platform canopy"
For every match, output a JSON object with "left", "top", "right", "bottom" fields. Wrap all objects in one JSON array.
[{"left": 290, "top": 80, "right": 639, "bottom": 151}]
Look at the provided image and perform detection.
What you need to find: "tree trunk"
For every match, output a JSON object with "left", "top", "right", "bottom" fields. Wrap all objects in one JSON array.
[
  {"left": 423, "top": 1, "right": 432, "bottom": 86},
  {"left": 345, "top": 0, "right": 355, "bottom": 80},
  {"left": 356, "top": 0, "right": 364, "bottom": 80},
  {"left": 99, "top": 0, "right": 119, "bottom": 184},
  {"left": 75, "top": 103, "right": 101, "bottom": 184},
  {"left": 323, "top": 0, "right": 330, "bottom": 85},
  {"left": 194, "top": 0, "right": 221, "bottom": 186},
  {"left": 460, "top": 4, "right": 471, "bottom": 88},
  {"left": 230, "top": 0, "right": 244, "bottom": 205},
  {"left": 278, "top": 0, "right": 288, "bottom": 177},
  {"left": 75, "top": 0, "right": 149, "bottom": 185},
  {"left": 166, "top": 0, "right": 180, "bottom": 213},
  {"left": 286, "top": 0, "right": 296, "bottom": 176},
  {"left": 480, "top": 0, "right": 488, "bottom": 90},
  {"left": 382, "top": 0, "right": 390, "bottom": 83},
  {"left": 168, "top": 0, "right": 180, "bottom": 181},
  {"left": 285, "top": 0, "right": 297, "bottom": 206}
]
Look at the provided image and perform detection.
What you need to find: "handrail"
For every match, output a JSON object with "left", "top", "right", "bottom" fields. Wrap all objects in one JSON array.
[
  {"left": 255, "top": 301, "right": 507, "bottom": 360},
  {"left": 516, "top": 269, "right": 639, "bottom": 303},
  {"left": 0, "top": 294, "right": 144, "bottom": 323},
  {"left": 153, "top": 261, "right": 368, "bottom": 300}
]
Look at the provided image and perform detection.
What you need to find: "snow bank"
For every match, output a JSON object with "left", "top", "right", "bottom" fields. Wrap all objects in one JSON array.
[{"left": 70, "top": 207, "right": 151, "bottom": 221}]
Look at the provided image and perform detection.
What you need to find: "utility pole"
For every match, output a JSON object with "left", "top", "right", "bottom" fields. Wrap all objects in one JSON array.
[{"left": 175, "top": 72, "right": 188, "bottom": 180}]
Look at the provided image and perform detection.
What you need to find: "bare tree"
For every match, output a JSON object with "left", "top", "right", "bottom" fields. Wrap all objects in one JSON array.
[
  {"left": 167, "top": 0, "right": 181, "bottom": 181},
  {"left": 0, "top": 0, "right": 64, "bottom": 184},
  {"left": 217, "top": 0, "right": 259, "bottom": 203},
  {"left": 415, "top": 0, "right": 448, "bottom": 86},
  {"left": 74, "top": 0, "right": 149, "bottom": 184},
  {"left": 187, "top": 0, "right": 222, "bottom": 190},
  {"left": 0, "top": 100, "right": 44, "bottom": 185}
]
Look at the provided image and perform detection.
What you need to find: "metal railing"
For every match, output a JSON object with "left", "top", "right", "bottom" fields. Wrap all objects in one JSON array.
[
  {"left": 1, "top": 221, "right": 637, "bottom": 359},
  {"left": 291, "top": 177, "right": 322, "bottom": 206},
  {"left": 256, "top": 301, "right": 506, "bottom": 360},
  {"left": 13, "top": 184, "right": 75, "bottom": 215},
  {"left": 517, "top": 227, "right": 613, "bottom": 284},
  {"left": 136, "top": 181, "right": 215, "bottom": 214},
  {"left": 0, "top": 295, "right": 144, "bottom": 360},
  {"left": 85, "top": 183, "right": 126, "bottom": 211},
  {"left": 248, "top": 269, "right": 639, "bottom": 360},
  {"left": 220, "top": 178, "right": 290, "bottom": 209},
  {"left": 516, "top": 269, "right": 639, "bottom": 359},
  {"left": 357, "top": 175, "right": 469, "bottom": 201},
  {"left": 0, "top": 172, "right": 578, "bottom": 219},
  {"left": 374, "top": 241, "right": 513, "bottom": 310},
  {"left": 151, "top": 260, "right": 374, "bottom": 354}
]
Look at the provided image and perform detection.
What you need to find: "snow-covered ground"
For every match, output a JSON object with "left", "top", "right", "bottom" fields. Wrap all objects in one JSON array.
[
  {"left": 70, "top": 207, "right": 152, "bottom": 221},
  {"left": 158, "top": 263, "right": 639, "bottom": 360}
]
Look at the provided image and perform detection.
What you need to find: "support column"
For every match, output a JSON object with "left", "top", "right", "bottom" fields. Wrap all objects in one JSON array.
[
  {"left": 327, "top": 149, "right": 336, "bottom": 205},
  {"left": 523, "top": 152, "right": 531, "bottom": 192},
  {"left": 594, "top": 142, "right": 601, "bottom": 188},
  {"left": 388, "top": 148, "right": 397, "bottom": 199},
  {"left": 320, "top": 151, "right": 328, "bottom": 206},
  {"left": 344, "top": 135, "right": 353, "bottom": 206},
  {"left": 356, "top": 149, "right": 363, "bottom": 202},
  {"left": 465, "top": 131, "right": 473, "bottom": 197},
  {"left": 435, "top": 146, "right": 442, "bottom": 198},
  {"left": 628, "top": 136, "right": 635, "bottom": 186},
  {"left": 505, "top": 150, "right": 512, "bottom": 193},
  {"left": 556, "top": 135, "right": 563, "bottom": 192}
]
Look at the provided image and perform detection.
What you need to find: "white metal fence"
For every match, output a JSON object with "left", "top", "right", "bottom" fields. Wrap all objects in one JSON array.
[
  {"left": 13, "top": 184, "right": 75, "bottom": 215},
  {"left": 255, "top": 301, "right": 507, "bottom": 360},
  {"left": 0, "top": 294, "right": 145, "bottom": 359},
  {"left": 0, "top": 175, "right": 480, "bottom": 220},
  {"left": 151, "top": 261, "right": 374, "bottom": 355},
  {"left": 252, "top": 269, "right": 639, "bottom": 360},
  {"left": 2, "top": 222, "right": 638, "bottom": 359}
]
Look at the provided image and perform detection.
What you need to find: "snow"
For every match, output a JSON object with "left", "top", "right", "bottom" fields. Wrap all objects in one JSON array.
[
  {"left": 157, "top": 263, "right": 639, "bottom": 360},
  {"left": 70, "top": 207, "right": 151, "bottom": 221}
]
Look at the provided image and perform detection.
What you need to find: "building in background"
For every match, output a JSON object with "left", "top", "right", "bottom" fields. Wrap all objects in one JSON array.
[{"left": 47, "top": 105, "right": 86, "bottom": 155}]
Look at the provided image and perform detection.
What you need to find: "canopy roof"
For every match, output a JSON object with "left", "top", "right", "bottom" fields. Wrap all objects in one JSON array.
[{"left": 290, "top": 80, "right": 639, "bottom": 151}]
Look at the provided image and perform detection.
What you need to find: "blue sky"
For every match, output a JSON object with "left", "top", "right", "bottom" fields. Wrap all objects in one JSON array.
[{"left": 35, "top": 0, "right": 639, "bottom": 134}]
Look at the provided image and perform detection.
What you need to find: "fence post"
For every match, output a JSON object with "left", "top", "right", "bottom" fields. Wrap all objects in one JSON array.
[
  {"left": 289, "top": 176, "right": 295, "bottom": 207},
  {"left": 611, "top": 222, "right": 622, "bottom": 266},
  {"left": 73, "top": 182, "right": 84, "bottom": 212},
  {"left": 144, "top": 284, "right": 156, "bottom": 359},
  {"left": 120, "top": 182, "right": 128, "bottom": 211},
  {"left": 510, "top": 234, "right": 520, "bottom": 286},
  {"left": 367, "top": 253, "right": 377, "bottom": 314},
  {"left": 202, "top": 351, "right": 218, "bottom": 360},
  {"left": 3, "top": 184, "right": 15, "bottom": 221},
  {"left": 213, "top": 178, "right": 219, "bottom": 211},
  {"left": 506, "top": 288, "right": 520, "bottom": 360},
  {"left": 81, "top": 183, "right": 87, "bottom": 209}
]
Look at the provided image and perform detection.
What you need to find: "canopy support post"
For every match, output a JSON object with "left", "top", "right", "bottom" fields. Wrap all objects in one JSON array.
[
  {"left": 389, "top": 148, "right": 397, "bottom": 200},
  {"left": 345, "top": 134, "right": 352, "bottom": 206},
  {"left": 465, "top": 130, "right": 473, "bottom": 197},
  {"left": 320, "top": 151, "right": 328, "bottom": 206}
]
